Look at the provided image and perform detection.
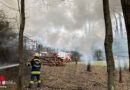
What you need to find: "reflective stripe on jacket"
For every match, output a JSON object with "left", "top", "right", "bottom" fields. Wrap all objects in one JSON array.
[
  {"left": 31, "top": 71, "right": 41, "bottom": 74},
  {"left": 31, "top": 58, "right": 41, "bottom": 73}
]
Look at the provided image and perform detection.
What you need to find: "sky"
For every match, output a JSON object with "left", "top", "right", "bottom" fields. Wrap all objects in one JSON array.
[{"left": 0, "top": 0, "right": 127, "bottom": 61}]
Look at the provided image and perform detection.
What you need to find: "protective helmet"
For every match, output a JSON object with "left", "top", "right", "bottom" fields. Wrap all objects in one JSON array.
[{"left": 34, "top": 53, "right": 40, "bottom": 57}]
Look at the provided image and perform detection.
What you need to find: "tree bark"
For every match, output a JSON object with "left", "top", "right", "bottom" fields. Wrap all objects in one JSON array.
[
  {"left": 17, "top": 0, "right": 25, "bottom": 90},
  {"left": 87, "top": 60, "right": 91, "bottom": 72},
  {"left": 75, "top": 57, "right": 78, "bottom": 64},
  {"left": 121, "top": 0, "right": 130, "bottom": 72},
  {"left": 103, "top": 0, "right": 115, "bottom": 90},
  {"left": 119, "top": 67, "right": 123, "bottom": 83},
  {"left": 87, "top": 64, "right": 91, "bottom": 72}
]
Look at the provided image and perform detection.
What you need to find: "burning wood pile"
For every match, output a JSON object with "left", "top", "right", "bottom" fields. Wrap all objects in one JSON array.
[{"left": 39, "top": 55, "right": 65, "bottom": 66}]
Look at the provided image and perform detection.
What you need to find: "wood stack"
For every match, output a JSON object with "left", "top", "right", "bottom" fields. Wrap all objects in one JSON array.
[{"left": 39, "top": 55, "right": 65, "bottom": 66}]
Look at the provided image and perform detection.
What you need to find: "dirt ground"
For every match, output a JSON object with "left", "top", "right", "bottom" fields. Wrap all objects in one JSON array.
[
  {"left": 1, "top": 64, "right": 130, "bottom": 90},
  {"left": 24, "top": 64, "right": 130, "bottom": 90}
]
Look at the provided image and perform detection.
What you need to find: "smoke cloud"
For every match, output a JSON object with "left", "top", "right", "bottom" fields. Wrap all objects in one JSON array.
[
  {"left": 24, "top": 0, "right": 105, "bottom": 58},
  {"left": 0, "top": 0, "right": 127, "bottom": 63}
]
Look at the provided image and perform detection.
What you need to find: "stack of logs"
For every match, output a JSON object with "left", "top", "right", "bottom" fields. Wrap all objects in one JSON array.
[{"left": 39, "top": 55, "right": 65, "bottom": 66}]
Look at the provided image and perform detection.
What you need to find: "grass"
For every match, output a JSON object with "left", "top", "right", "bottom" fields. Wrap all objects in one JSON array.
[
  {"left": 69, "top": 60, "right": 129, "bottom": 67},
  {"left": 68, "top": 61, "right": 106, "bottom": 66},
  {"left": 91, "top": 61, "right": 106, "bottom": 66},
  {"left": 3, "top": 62, "right": 129, "bottom": 90},
  {"left": 24, "top": 64, "right": 130, "bottom": 90}
]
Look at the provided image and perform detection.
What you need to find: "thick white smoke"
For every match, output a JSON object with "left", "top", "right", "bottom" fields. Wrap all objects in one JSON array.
[
  {"left": 0, "top": 0, "right": 126, "bottom": 62},
  {"left": 23, "top": 0, "right": 105, "bottom": 59}
]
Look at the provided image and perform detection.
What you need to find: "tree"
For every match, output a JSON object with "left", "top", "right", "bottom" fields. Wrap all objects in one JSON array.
[
  {"left": 0, "top": 10, "right": 9, "bottom": 31},
  {"left": 94, "top": 49, "right": 103, "bottom": 60},
  {"left": 121, "top": 0, "right": 130, "bottom": 72},
  {"left": 87, "top": 60, "right": 91, "bottom": 72},
  {"left": 119, "top": 67, "right": 123, "bottom": 83},
  {"left": 17, "top": 0, "right": 25, "bottom": 90},
  {"left": 71, "top": 51, "right": 81, "bottom": 64},
  {"left": 103, "top": 0, "right": 115, "bottom": 90}
]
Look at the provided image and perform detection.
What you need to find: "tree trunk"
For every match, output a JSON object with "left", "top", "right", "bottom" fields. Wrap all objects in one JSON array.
[
  {"left": 87, "top": 60, "right": 91, "bottom": 72},
  {"left": 119, "top": 67, "right": 123, "bottom": 83},
  {"left": 17, "top": 0, "right": 25, "bottom": 90},
  {"left": 75, "top": 57, "right": 78, "bottom": 64},
  {"left": 87, "top": 64, "right": 91, "bottom": 72},
  {"left": 121, "top": 0, "right": 130, "bottom": 72},
  {"left": 103, "top": 0, "right": 115, "bottom": 90}
]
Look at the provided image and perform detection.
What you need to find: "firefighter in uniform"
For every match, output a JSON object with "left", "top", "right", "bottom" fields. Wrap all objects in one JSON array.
[{"left": 26, "top": 53, "right": 41, "bottom": 88}]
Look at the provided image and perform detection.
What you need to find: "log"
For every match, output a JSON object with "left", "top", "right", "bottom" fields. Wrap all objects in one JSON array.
[{"left": 39, "top": 56, "right": 65, "bottom": 66}]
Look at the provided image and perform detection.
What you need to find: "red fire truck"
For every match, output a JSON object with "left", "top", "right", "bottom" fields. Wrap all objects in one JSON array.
[{"left": 40, "top": 52, "right": 71, "bottom": 63}]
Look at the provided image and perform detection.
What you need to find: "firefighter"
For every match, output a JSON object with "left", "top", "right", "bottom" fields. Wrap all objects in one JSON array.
[{"left": 26, "top": 53, "right": 41, "bottom": 88}]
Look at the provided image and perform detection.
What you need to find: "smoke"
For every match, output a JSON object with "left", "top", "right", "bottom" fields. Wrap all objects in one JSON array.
[
  {"left": 0, "top": 8, "right": 19, "bottom": 65},
  {"left": 0, "top": 29, "right": 19, "bottom": 65},
  {"left": 23, "top": 0, "right": 106, "bottom": 61},
  {"left": 111, "top": 12, "right": 129, "bottom": 69},
  {"left": 0, "top": 0, "right": 128, "bottom": 63}
]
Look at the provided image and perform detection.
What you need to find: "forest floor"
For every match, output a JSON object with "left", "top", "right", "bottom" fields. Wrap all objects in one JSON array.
[{"left": 1, "top": 63, "right": 130, "bottom": 90}]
